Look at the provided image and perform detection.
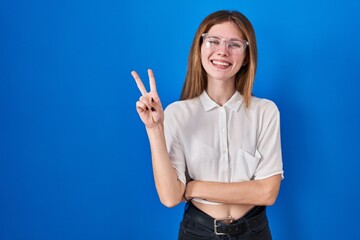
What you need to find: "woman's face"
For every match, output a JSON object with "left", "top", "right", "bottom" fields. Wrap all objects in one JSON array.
[{"left": 201, "top": 21, "right": 247, "bottom": 84}]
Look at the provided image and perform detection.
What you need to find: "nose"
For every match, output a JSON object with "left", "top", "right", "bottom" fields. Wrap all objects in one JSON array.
[{"left": 216, "top": 42, "right": 229, "bottom": 55}]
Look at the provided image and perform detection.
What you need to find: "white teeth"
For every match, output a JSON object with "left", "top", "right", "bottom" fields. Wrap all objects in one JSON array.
[{"left": 212, "top": 60, "right": 230, "bottom": 66}]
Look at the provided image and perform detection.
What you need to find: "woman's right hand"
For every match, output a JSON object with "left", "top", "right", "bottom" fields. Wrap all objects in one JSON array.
[{"left": 131, "top": 69, "right": 164, "bottom": 129}]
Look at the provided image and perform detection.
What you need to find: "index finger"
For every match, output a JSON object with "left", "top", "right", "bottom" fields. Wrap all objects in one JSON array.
[
  {"left": 148, "top": 69, "right": 157, "bottom": 92},
  {"left": 131, "top": 71, "right": 147, "bottom": 96}
]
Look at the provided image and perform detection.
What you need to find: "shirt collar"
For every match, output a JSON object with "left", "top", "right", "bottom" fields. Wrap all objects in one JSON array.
[{"left": 199, "top": 91, "right": 243, "bottom": 112}]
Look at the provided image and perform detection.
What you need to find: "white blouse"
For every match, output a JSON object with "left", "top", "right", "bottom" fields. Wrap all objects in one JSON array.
[{"left": 164, "top": 91, "right": 283, "bottom": 204}]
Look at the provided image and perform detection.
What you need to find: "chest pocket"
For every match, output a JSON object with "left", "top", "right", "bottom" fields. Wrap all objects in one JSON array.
[{"left": 235, "top": 149, "right": 262, "bottom": 181}]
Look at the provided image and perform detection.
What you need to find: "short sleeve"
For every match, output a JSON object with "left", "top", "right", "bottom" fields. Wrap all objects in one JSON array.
[
  {"left": 254, "top": 101, "right": 284, "bottom": 180},
  {"left": 164, "top": 106, "right": 187, "bottom": 185}
]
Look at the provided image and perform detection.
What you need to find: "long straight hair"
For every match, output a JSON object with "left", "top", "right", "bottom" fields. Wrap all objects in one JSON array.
[{"left": 180, "top": 10, "right": 257, "bottom": 107}]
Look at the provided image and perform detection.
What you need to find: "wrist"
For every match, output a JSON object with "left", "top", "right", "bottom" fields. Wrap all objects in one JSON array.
[
  {"left": 146, "top": 123, "right": 164, "bottom": 134},
  {"left": 184, "top": 179, "right": 195, "bottom": 201}
]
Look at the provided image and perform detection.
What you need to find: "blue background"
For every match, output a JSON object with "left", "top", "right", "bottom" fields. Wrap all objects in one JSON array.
[{"left": 1, "top": 0, "right": 360, "bottom": 239}]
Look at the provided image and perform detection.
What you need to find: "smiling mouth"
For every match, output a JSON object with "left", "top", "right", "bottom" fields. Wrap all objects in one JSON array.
[{"left": 211, "top": 60, "right": 231, "bottom": 67}]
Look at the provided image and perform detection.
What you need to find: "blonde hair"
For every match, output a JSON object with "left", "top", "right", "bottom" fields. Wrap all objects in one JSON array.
[{"left": 180, "top": 10, "right": 257, "bottom": 107}]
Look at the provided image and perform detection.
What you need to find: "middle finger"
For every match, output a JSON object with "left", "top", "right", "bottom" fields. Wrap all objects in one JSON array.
[{"left": 148, "top": 69, "right": 157, "bottom": 93}]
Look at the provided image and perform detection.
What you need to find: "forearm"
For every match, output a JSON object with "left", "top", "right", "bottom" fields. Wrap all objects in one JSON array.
[
  {"left": 147, "top": 124, "right": 185, "bottom": 207},
  {"left": 186, "top": 174, "right": 282, "bottom": 206}
]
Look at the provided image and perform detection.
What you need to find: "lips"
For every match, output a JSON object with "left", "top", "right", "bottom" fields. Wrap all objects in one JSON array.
[{"left": 211, "top": 60, "right": 231, "bottom": 67}]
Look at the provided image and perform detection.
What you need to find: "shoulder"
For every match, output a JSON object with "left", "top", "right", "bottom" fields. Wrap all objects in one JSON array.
[
  {"left": 246, "top": 96, "right": 280, "bottom": 123},
  {"left": 249, "top": 96, "right": 279, "bottom": 113},
  {"left": 164, "top": 97, "right": 201, "bottom": 116},
  {"left": 163, "top": 97, "right": 201, "bottom": 133}
]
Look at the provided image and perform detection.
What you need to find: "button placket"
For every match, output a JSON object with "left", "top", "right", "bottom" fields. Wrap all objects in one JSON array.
[{"left": 218, "top": 107, "right": 229, "bottom": 181}]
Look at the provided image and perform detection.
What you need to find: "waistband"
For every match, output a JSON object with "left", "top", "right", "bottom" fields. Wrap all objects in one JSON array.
[{"left": 185, "top": 202, "right": 267, "bottom": 236}]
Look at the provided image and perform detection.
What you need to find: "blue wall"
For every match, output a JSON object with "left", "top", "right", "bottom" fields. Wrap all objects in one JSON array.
[{"left": 1, "top": 0, "right": 360, "bottom": 239}]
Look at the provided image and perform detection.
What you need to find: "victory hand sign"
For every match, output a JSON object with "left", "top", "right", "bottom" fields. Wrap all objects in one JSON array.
[{"left": 131, "top": 69, "right": 164, "bottom": 129}]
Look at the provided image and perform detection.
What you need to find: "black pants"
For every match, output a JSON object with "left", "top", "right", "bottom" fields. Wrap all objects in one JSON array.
[{"left": 178, "top": 202, "right": 272, "bottom": 240}]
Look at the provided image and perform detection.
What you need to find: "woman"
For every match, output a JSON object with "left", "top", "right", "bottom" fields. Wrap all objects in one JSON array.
[{"left": 131, "top": 10, "right": 283, "bottom": 240}]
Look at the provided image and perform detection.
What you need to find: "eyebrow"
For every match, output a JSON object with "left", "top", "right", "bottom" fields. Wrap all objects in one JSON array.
[{"left": 207, "top": 34, "right": 243, "bottom": 41}]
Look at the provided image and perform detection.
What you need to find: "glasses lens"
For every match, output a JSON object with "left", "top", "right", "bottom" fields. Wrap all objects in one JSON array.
[{"left": 203, "top": 34, "right": 247, "bottom": 54}]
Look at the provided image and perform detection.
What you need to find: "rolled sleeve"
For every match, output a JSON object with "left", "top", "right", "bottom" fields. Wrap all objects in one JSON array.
[
  {"left": 164, "top": 107, "right": 187, "bottom": 185},
  {"left": 254, "top": 102, "right": 284, "bottom": 180}
]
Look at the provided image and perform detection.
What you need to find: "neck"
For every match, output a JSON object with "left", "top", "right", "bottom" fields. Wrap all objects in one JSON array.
[{"left": 206, "top": 79, "right": 236, "bottom": 106}]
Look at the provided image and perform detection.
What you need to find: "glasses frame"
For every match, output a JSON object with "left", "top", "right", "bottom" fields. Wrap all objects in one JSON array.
[{"left": 201, "top": 33, "right": 249, "bottom": 54}]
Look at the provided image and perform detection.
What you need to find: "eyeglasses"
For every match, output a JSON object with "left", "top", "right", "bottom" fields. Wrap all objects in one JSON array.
[{"left": 202, "top": 33, "right": 249, "bottom": 54}]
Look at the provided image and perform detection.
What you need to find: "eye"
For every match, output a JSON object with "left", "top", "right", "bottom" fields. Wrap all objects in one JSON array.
[
  {"left": 207, "top": 37, "right": 221, "bottom": 45},
  {"left": 228, "top": 41, "right": 243, "bottom": 49}
]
